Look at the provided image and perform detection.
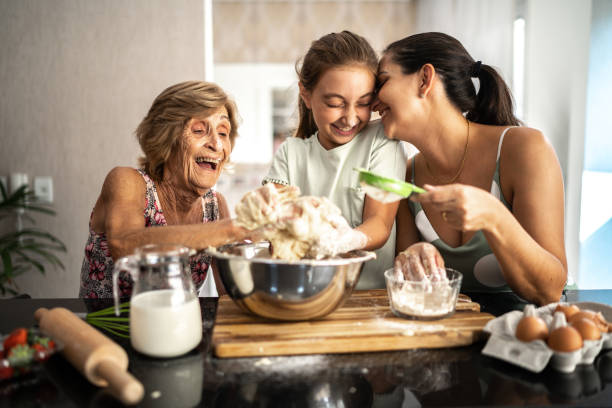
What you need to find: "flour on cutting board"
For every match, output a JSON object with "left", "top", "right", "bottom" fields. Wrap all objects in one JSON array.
[{"left": 370, "top": 318, "right": 448, "bottom": 336}]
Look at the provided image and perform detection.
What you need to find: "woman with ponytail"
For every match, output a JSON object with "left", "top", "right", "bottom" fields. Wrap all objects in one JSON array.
[
  {"left": 263, "top": 31, "right": 407, "bottom": 289},
  {"left": 375, "top": 32, "right": 567, "bottom": 305}
]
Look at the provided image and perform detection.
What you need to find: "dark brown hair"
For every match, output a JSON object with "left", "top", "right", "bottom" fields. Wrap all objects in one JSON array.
[
  {"left": 294, "top": 31, "right": 378, "bottom": 139},
  {"left": 136, "top": 81, "right": 239, "bottom": 182},
  {"left": 384, "top": 32, "right": 520, "bottom": 126}
]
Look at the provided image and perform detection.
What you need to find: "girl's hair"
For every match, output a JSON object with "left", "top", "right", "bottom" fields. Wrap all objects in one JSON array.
[
  {"left": 294, "top": 31, "right": 378, "bottom": 139},
  {"left": 384, "top": 32, "right": 520, "bottom": 126},
  {"left": 136, "top": 81, "right": 239, "bottom": 182}
]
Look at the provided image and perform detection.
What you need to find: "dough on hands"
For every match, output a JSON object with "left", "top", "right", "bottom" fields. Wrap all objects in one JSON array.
[
  {"left": 235, "top": 186, "right": 363, "bottom": 260},
  {"left": 234, "top": 183, "right": 300, "bottom": 230}
]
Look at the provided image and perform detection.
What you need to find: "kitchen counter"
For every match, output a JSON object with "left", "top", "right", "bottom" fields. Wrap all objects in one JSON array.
[{"left": 1, "top": 290, "right": 612, "bottom": 407}]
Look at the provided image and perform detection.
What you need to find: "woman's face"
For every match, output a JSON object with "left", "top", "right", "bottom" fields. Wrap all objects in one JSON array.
[
  {"left": 375, "top": 56, "right": 423, "bottom": 141},
  {"left": 301, "top": 65, "right": 375, "bottom": 150},
  {"left": 172, "top": 106, "right": 232, "bottom": 192}
]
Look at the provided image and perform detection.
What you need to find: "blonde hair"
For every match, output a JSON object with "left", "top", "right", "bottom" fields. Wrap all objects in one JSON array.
[{"left": 136, "top": 81, "right": 239, "bottom": 182}]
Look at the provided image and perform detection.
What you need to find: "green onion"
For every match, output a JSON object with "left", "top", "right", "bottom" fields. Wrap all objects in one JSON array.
[{"left": 86, "top": 302, "right": 130, "bottom": 338}]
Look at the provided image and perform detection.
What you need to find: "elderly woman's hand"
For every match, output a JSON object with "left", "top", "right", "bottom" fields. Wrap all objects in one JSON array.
[
  {"left": 394, "top": 242, "right": 445, "bottom": 282},
  {"left": 235, "top": 184, "right": 300, "bottom": 229},
  {"left": 411, "top": 184, "right": 504, "bottom": 233}
]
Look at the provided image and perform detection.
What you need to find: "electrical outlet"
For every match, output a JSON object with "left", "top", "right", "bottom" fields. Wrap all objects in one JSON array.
[{"left": 34, "top": 176, "right": 53, "bottom": 204}]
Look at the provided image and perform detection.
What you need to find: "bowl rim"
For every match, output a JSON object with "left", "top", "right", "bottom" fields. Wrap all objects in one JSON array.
[
  {"left": 384, "top": 267, "right": 463, "bottom": 286},
  {"left": 205, "top": 243, "right": 376, "bottom": 266}
]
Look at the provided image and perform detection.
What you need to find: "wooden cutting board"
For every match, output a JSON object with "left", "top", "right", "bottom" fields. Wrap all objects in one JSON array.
[{"left": 212, "top": 289, "right": 494, "bottom": 358}]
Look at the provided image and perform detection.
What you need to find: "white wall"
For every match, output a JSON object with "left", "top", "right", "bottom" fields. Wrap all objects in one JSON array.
[
  {"left": 0, "top": 0, "right": 205, "bottom": 297},
  {"left": 415, "top": 0, "right": 515, "bottom": 88},
  {"left": 523, "top": 0, "right": 592, "bottom": 284},
  {"left": 214, "top": 64, "right": 297, "bottom": 164}
]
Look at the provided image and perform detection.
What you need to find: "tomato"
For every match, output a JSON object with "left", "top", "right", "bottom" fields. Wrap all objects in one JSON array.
[
  {"left": 3, "top": 328, "right": 27, "bottom": 352},
  {"left": 32, "top": 344, "right": 49, "bottom": 362},
  {"left": 32, "top": 344, "right": 45, "bottom": 353},
  {"left": 0, "top": 364, "right": 13, "bottom": 380}
]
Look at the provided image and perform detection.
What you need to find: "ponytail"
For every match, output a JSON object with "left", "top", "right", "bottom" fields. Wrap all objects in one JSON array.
[
  {"left": 295, "top": 94, "right": 318, "bottom": 140},
  {"left": 385, "top": 32, "right": 521, "bottom": 126},
  {"left": 467, "top": 64, "right": 520, "bottom": 126}
]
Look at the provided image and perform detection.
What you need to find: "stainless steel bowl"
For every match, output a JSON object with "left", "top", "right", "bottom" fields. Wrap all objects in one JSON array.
[{"left": 206, "top": 242, "right": 376, "bottom": 321}]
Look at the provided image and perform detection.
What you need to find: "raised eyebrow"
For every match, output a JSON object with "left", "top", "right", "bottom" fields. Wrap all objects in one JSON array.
[
  {"left": 216, "top": 115, "right": 231, "bottom": 126},
  {"left": 217, "top": 118, "right": 231, "bottom": 132}
]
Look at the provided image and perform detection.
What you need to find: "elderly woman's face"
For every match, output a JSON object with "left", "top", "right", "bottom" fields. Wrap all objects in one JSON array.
[{"left": 175, "top": 106, "right": 232, "bottom": 191}]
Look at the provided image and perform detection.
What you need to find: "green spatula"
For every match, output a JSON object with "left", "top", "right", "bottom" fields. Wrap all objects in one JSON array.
[{"left": 355, "top": 168, "right": 426, "bottom": 203}]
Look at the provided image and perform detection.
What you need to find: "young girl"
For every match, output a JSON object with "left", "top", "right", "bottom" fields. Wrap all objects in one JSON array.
[{"left": 263, "top": 31, "right": 407, "bottom": 289}]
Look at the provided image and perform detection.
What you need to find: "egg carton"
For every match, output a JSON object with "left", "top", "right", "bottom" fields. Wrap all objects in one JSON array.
[{"left": 481, "top": 302, "right": 612, "bottom": 373}]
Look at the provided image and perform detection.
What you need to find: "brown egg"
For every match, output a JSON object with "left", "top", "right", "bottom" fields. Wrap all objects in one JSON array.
[
  {"left": 515, "top": 316, "right": 549, "bottom": 342},
  {"left": 594, "top": 312, "right": 609, "bottom": 333},
  {"left": 547, "top": 326, "right": 583, "bottom": 352},
  {"left": 554, "top": 304, "right": 580, "bottom": 320},
  {"left": 568, "top": 311, "right": 608, "bottom": 333},
  {"left": 571, "top": 317, "right": 602, "bottom": 340}
]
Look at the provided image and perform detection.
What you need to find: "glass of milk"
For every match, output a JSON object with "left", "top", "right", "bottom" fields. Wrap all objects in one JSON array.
[{"left": 112, "top": 243, "right": 203, "bottom": 358}]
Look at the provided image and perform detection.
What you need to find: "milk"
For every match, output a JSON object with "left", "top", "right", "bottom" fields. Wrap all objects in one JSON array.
[{"left": 130, "top": 289, "right": 202, "bottom": 358}]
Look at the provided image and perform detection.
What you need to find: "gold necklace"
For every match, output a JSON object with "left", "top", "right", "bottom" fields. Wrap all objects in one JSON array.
[{"left": 425, "top": 119, "right": 470, "bottom": 185}]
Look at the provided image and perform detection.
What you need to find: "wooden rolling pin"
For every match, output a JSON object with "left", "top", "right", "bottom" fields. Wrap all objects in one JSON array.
[{"left": 34, "top": 307, "right": 144, "bottom": 405}]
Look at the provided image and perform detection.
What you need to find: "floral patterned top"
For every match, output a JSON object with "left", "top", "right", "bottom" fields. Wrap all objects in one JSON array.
[{"left": 79, "top": 169, "right": 219, "bottom": 299}]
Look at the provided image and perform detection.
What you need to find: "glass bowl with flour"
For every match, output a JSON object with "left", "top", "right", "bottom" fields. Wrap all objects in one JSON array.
[{"left": 384, "top": 268, "right": 462, "bottom": 320}]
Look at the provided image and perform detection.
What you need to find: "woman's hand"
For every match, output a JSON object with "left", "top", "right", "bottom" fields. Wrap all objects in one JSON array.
[
  {"left": 394, "top": 242, "right": 445, "bottom": 282},
  {"left": 411, "top": 184, "right": 504, "bottom": 233},
  {"left": 234, "top": 184, "right": 300, "bottom": 229}
]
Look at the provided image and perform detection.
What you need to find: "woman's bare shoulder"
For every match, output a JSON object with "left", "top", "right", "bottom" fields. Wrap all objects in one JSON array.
[
  {"left": 500, "top": 126, "right": 561, "bottom": 181},
  {"left": 501, "top": 126, "right": 553, "bottom": 158},
  {"left": 101, "top": 167, "right": 146, "bottom": 200}
]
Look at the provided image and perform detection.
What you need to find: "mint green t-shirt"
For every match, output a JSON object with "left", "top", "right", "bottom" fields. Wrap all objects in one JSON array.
[{"left": 263, "top": 120, "right": 407, "bottom": 289}]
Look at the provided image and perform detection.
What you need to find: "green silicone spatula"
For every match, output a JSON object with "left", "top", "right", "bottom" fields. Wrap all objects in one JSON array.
[{"left": 355, "top": 168, "right": 426, "bottom": 203}]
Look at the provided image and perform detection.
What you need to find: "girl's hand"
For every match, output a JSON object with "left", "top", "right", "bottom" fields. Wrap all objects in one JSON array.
[
  {"left": 307, "top": 213, "right": 368, "bottom": 258},
  {"left": 411, "top": 184, "right": 501, "bottom": 233},
  {"left": 394, "top": 242, "right": 445, "bottom": 282}
]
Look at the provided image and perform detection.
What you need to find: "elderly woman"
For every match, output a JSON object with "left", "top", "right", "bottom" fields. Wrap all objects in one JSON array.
[
  {"left": 79, "top": 81, "right": 251, "bottom": 298},
  {"left": 374, "top": 33, "right": 567, "bottom": 305}
]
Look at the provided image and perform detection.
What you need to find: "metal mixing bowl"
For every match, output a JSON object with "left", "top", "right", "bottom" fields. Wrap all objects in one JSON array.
[{"left": 206, "top": 242, "right": 376, "bottom": 321}]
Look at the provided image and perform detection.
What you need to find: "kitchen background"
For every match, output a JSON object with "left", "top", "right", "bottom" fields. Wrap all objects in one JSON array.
[{"left": 0, "top": 0, "right": 610, "bottom": 297}]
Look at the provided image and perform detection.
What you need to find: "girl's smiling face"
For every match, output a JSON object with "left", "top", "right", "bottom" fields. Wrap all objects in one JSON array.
[
  {"left": 168, "top": 106, "right": 232, "bottom": 193},
  {"left": 300, "top": 65, "right": 375, "bottom": 150}
]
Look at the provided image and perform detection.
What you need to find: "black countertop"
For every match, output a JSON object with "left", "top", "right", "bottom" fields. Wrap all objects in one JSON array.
[{"left": 1, "top": 290, "right": 612, "bottom": 407}]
